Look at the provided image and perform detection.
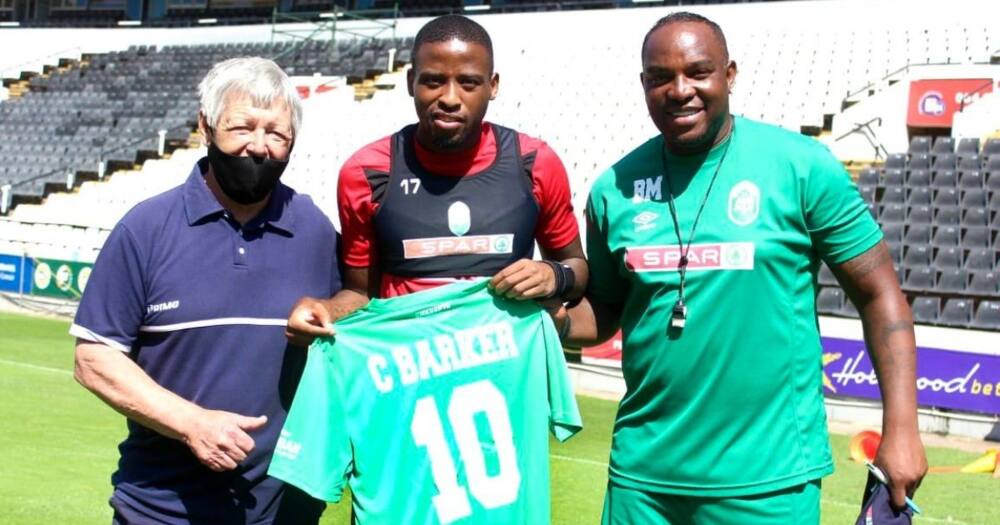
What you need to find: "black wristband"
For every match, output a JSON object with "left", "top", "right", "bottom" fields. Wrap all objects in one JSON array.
[{"left": 541, "top": 260, "right": 574, "bottom": 299}]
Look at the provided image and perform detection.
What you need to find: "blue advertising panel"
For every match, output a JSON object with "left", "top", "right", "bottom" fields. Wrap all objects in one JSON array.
[
  {"left": 0, "top": 253, "right": 32, "bottom": 294},
  {"left": 823, "top": 337, "right": 1000, "bottom": 416}
]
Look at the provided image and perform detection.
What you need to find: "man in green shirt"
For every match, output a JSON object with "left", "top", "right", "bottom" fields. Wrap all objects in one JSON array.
[{"left": 553, "top": 12, "right": 927, "bottom": 524}]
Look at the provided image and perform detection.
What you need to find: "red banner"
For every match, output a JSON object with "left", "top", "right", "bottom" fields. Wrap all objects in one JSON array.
[{"left": 907, "top": 78, "right": 994, "bottom": 128}]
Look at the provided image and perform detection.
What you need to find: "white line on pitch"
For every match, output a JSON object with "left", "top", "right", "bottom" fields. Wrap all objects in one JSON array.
[
  {"left": 0, "top": 358, "right": 73, "bottom": 375},
  {"left": 550, "top": 454, "right": 608, "bottom": 467}
]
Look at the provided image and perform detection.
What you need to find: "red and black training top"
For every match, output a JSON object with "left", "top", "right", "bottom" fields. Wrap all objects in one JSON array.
[{"left": 338, "top": 122, "right": 579, "bottom": 298}]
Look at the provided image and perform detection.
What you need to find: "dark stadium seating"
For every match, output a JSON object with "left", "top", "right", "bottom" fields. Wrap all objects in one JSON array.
[
  {"left": 0, "top": 37, "right": 409, "bottom": 207},
  {"left": 844, "top": 137, "right": 1000, "bottom": 330}
]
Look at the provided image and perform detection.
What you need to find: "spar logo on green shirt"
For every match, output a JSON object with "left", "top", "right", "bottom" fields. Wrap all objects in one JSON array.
[{"left": 624, "top": 242, "right": 755, "bottom": 272}]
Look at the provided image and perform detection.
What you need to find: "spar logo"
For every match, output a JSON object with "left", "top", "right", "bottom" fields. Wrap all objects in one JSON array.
[
  {"left": 624, "top": 242, "right": 755, "bottom": 272},
  {"left": 403, "top": 234, "right": 515, "bottom": 259},
  {"left": 402, "top": 200, "right": 515, "bottom": 258}
]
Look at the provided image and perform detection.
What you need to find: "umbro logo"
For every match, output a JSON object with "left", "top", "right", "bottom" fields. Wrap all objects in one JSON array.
[{"left": 633, "top": 211, "right": 659, "bottom": 232}]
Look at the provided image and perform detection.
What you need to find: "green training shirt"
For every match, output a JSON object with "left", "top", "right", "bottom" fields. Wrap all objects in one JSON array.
[
  {"left": 586, "top": 116, "right": 881, "bottom": 497},
  {"left": 268, "top": 280, "right": 582, "bottom": 524}
]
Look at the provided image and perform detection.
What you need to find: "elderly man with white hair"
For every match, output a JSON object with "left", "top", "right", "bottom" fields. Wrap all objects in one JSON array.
[{"left": 71, "top": 57, "right": 338, "bottom": 525}]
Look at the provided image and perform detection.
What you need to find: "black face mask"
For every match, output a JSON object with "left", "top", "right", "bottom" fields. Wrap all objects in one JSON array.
[{"left": 206, "top": 143, "right": 288, "bottom": 205}]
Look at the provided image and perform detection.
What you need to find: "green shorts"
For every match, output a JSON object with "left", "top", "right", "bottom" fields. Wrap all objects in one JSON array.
[{"left": 601, "top": 479, "right": 821, "bottom": 525}]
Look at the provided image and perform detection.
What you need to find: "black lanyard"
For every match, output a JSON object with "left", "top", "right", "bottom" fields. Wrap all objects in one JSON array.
[{"left": 660, "top": 120, "right": 735, "bottom": 330}]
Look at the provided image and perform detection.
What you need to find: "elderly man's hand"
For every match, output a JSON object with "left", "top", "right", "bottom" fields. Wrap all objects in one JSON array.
[
  {"left": 182, "top": 409, "right": 268, "bottom": 472},
  {"left": 490, "top": 259, "right": 557, "bottom": 300},
  {"left": 285, "top": 296, "right": 336, "bottom": 347}
]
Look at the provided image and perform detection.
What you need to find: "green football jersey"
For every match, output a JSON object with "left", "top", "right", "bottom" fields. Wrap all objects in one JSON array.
[
  {"left": 586, "top": 116, "right": 881, "bottom": 497},
  {"left": 268, "top": 279, "right": 582, "bottom": 524}
]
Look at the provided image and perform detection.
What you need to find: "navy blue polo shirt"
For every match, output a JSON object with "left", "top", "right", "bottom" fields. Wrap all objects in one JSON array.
[{"left": 71, "top": 159, "right": 340, "bottom": 525}]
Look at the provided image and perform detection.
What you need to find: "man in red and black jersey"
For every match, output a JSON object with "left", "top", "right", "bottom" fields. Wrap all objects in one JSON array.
[{"left": 286, "top": 14, "right": 586, "bottom": 343}]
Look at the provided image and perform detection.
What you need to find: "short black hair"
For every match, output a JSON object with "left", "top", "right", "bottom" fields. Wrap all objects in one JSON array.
[
  {"left": 411, "top": 15, "right": 494, "bottom": 70},
  {"left": 641, "top": 11, "right": 729, "bottom": 61}
]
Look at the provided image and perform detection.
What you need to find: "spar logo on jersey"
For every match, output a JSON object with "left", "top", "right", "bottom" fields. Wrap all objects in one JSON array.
[
  {"left": 728, "top": 180, "right": 760, "bottom": 226},
  {"left": 624, "top": 242, "right": 755, "bottom": 272},
  {"left": 403, "top": 200, "right": 515, "bottom": 258},
  {"left": 403, "top": 234, "right": 515, "bottom": 259}
]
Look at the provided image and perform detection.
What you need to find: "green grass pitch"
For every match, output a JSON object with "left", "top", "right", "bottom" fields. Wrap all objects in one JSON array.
[{"left": 1, "top": 311, "right": 997, "bottom": 524}]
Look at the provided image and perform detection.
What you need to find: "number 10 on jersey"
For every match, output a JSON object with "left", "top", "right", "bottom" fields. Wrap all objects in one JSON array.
[{"left": 411, "top": 380, "right": 522, "bottom": 523}]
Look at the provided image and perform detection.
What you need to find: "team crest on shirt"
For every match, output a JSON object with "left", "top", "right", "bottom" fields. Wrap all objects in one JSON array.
[
  {"left": 728, "top": 180, "right": 760, "bottom": 226},
  {"left": 447, "top": 201, "right": 471, "bottom": 236}
]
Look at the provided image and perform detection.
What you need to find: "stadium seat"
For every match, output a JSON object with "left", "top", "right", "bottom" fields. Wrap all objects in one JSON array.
[
  {"left": 906, "top": 187, "right": 931, "bottom": 206},
  {"left": 911, "top": 296, "right": 941, "bottom": 324},
  {"left": 857, "top": 167, "right": 879, "bottom": 186},
  {"left": 969, "top": 271, "right": 999, "bottom": 296},
  {"left": 933, "top": 226, "right": 961, "bottom": 247},
  {"left": 963, "top": 226, "right": 992, "bottom": 249},
  {"left": 937, "top": 268, "right": 968, "bottom": 293},
  {"left": 939, "top": 299, "right": 974, "bottom": 327},
  {"left": 965, "top": 248, "right": 996, "bottom": 271},
  {"left": 959, "top": 170, "right": 985, "bottom": 189},
  {"left": 972, "top": 301, "right": 1000, "bottom": 330},
  {"left": 935, "top": 206, "right": 961, "bottom": 226},
  {"left": 934, "top": 188, "right": 959, "bottom": 208},
  {"left": 986, "top": 171, "right": 1000, "bottom": 192},
  {"left": 903, "top": 266, "right": 935, "bottom": 292},
  {"left": 958, "top": 156, "right": 982, "bottom": 173},
  {"left": 881, "top": 223, "right": 904, "bottom": 246},
  {"left": 984, "top": 139, "right": 1000, "bottom": 158},
  {"left": 908, "top": 153, "right": 931, "bottom": 171},
  {"left": 932, "top": 169, "right": 957, "bottom": 188},
  {"left": 816, "top": 287, "right": 844, "bottom": 314},
  {"left": 962, "top": 208, "right": 988, "bottom": 227},
  {"left": 858, "top": 185, "right": 876, "bottom": 203},
  {"left": 933, "top": 154, "right": 957, "bottom": 173},
  {"left": 908, "top": 205, "right": 933, "bottom": 224},
  {"left": 884, "top": 169, "right": 905, "bottom": 187},
  {"left": 882, "top": 187, "right": 905, "bottom": 204},
  {"left": 907, "top": 169, "right": 931, "bottom": 187},
  {"left": 933, "top": 246, "right": 962, "bottom": 269},
  {"left": 957, "top": 138, "right": 981, "bottom": 157},
  {"left": 904, "top": 224, "right": 932, "bottom": 245},
  {"left": 885, "top": 153, "right": 906, "bottom": 170},
  {"left": 903, "top": 245, "right": 932, "bottom": 268},
  {"left": 908, "top": 136, "right": 931, "bottom": 154},
  {"left": 879, "top": 204, "right": 906, "bottom": 224},
  {"left": 961, "top": 189, "right": 987, "bottom": 209},
  {"left": 932, "top": 137, "right": 955, "bottom": 156}
]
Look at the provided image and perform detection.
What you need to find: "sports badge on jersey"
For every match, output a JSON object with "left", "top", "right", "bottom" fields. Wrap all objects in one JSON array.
[{"left": 728, "top": 180, "right": 760, "bottom": 226}]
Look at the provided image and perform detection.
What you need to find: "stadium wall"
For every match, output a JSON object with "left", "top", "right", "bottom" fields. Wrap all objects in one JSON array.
[
  {"left": 2, "top": 0, "right": 995, "bottom": 78},
  {"left": 828, "top": 65, "right": 1000, "bottom": 160}
]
